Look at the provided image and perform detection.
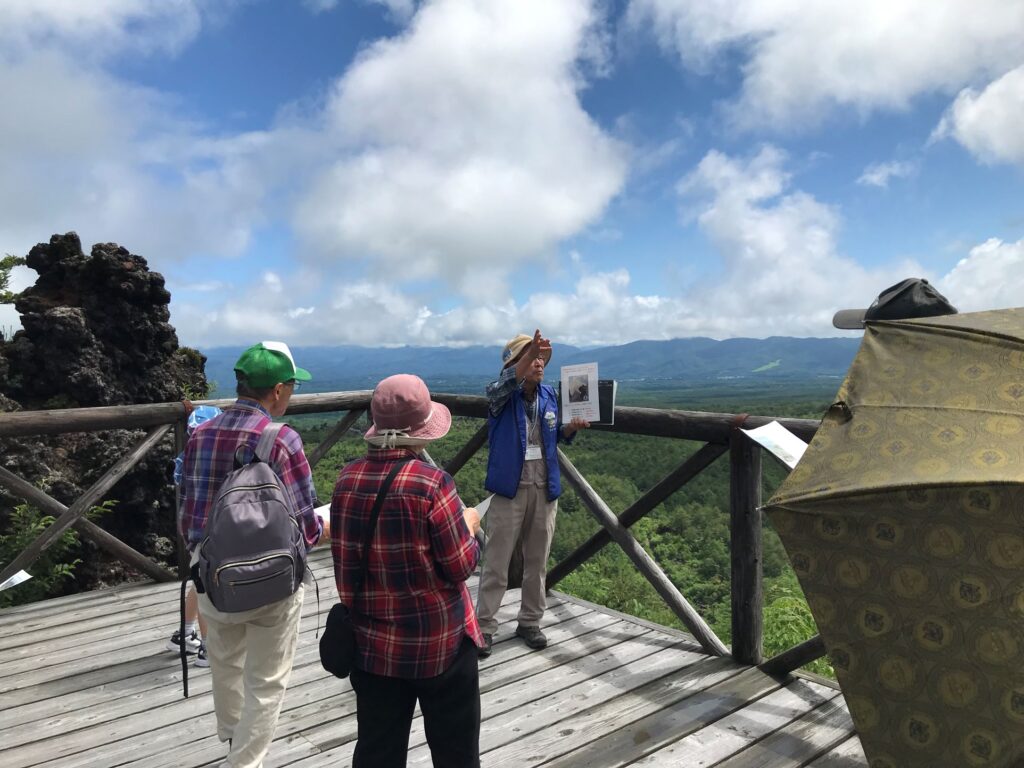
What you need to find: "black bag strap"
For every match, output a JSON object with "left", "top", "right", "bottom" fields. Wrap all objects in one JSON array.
[
  {"left": 352, "top": 457, "right": 413, "bottom": 602},
  {"left": 180, "top": 577, "right": 189, "bottom": 699}
]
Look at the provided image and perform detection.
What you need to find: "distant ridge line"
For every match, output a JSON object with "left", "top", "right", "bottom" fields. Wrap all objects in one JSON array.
[{"left": 200, "top": 336, "right": 860, "bottom": 397}]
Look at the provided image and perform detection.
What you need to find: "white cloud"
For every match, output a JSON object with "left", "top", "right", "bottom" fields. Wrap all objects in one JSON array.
[
  {"left": 293, "top": 0, "right": 627, "bottom": 296},
  {"left": 0, "top": 0, "right": 208, "bottom": 59},
  {"left": 625, "top": 0, "right": 1024, "bottom": 130},
  {"left": 857, "top": 160, "right": 917, "bottom": 188},
  {"left": 304, "top": 0, "right": 417, "bottom": 21},
  {"left": 172, "top": 147, "right": 938, "bottom": 347},
  {"left": 939, "top": 237, "right": 1024, "bottom": 312},
  {"left": 675, "top": 146, "right": 926, "bottom": 336},
  {"left": 0, "top": 2, "right": 306, "bottom": 267},
  {"left": 1, "top": 0, "right": 633, "bottom": 349},
  {"left": 934, "top": 65, "right": 1024, "bottom": 167},
  {"left": 302, "top": 0, "right": 338, "bottom": 12}
]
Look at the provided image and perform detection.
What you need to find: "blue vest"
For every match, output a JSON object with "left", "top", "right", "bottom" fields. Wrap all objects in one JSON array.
[{"left": 485, "top": 383, "right": 563, "bottom": 501}]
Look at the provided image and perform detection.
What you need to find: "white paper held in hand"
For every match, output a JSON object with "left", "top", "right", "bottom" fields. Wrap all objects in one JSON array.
[
  {"left": 740, "top": 421, "right": 808, "bottom": 469},
  {"left": 475, "top": 494, "right": 493, "bottom": 519}
]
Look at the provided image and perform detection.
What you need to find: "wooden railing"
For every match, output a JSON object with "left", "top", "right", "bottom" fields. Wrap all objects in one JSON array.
[{"left": 0, "top": 391, "right": 826, "bottom": 675}]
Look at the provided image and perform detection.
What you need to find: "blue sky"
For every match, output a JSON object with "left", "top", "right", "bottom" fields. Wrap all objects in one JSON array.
[{"left": 2, "top": 0, "right": 1023, "bottom": 348}]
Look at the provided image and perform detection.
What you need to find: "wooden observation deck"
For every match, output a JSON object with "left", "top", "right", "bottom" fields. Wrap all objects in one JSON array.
[
  {"left": 0, "top": 548, "right": 866, "bottom": 767},
  {"left": 0, "top": 392, "right": 868, "bottom": 766}
]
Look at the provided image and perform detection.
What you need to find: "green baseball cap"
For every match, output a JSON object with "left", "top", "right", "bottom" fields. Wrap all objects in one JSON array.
[{"left": 234, "top": 341, "right": 312, "bottom": 388}]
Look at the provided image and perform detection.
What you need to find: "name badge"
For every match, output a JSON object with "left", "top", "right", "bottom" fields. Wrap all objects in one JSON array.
[{"left": 525, "top": 444, "right": 542, "bottom": 461}]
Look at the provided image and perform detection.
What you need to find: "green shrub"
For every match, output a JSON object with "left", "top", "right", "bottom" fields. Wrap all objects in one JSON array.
[{"left": 0, "top": 501, "right": 114, "bottom": 609}]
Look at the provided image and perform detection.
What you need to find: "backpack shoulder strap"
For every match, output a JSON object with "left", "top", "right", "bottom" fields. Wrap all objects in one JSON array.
[{"left": 254, "top": 421, "right": 287, "bottom": 464}]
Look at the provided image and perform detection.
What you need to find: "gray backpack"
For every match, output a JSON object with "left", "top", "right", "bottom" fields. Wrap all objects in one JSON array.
[{"left": 197, "top": 422, "right": 306, "bottom": 613}]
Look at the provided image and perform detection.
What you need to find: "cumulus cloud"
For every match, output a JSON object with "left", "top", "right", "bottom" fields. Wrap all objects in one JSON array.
[
  {"left": 172, "top": 146, "right": 936, "bottom": 347},
  {"left": 857, "top": 160, "right": 916, "bottom": 188},
  {"left": 940, "top": 237, "right": 1024, "bottom": 312},
  {"left": 293, "top": 0, "right": 627, "bottom": 296},
  {"left": 1, "top": 0, "right": 208, "bottom": 59},
  {"left": 0, "top": 1, "right": 316, "bottom": 266},
  {"left": 934, "top": 65, "right": 1024, "bottom": 167},
  {"left": 675, "top": 146, "right": 927, "bottom": 336},
  {"left": 625, "top": 0, "right": 1024, "bottom": 130}
]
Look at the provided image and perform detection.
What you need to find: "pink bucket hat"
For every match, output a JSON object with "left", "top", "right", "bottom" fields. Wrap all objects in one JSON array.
[{"left": 364, "top": 374, "right": 452, "bottom": 447}]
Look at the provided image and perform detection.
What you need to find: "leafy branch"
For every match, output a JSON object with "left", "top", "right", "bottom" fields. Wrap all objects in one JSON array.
[{"left": 0, "top": 254, "right": 25, "bottom": 304}]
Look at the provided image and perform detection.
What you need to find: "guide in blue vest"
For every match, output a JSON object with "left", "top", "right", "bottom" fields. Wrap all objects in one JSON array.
[{"left": 476, "top": 329, "right": 590, "bottom": 657}]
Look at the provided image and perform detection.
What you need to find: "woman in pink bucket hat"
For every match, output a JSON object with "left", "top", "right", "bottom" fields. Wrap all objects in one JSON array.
[{"left": 330, "top": 374, "right": 484, "bottom": 767}]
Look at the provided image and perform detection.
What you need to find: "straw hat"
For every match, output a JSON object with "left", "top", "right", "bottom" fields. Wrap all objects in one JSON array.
[{"left": 501, "top": 333, "right": 552, "bottom": 369}]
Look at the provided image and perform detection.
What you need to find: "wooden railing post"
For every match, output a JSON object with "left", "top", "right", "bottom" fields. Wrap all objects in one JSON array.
[
  {"left": 730, "top": 420, "right": 763, "bottom": 665},
  {"left": 174, "top": 418, "right": 189, "bottom": 579}
]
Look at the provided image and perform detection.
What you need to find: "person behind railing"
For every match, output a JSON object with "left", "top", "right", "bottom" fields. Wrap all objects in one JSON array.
[
  {"left": 331, "top": 374, "right": 484, "bottom": 768},
  {"left": 475, "top": 329, "right": 589, "bottom": 657},
  {"left": 164, "top": 403, "right": 221, "bottom": 667},
  {"left": 179, "top": 341, "right": 323, "bottom": 768}
]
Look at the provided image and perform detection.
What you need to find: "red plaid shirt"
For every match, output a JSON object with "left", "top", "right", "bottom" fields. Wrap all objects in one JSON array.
[
  {"left": 179, "top": 399, "right": 321, "bottom": 552},
  {"left": 331, "top": 448, "right": 483, "bottom": 679}
]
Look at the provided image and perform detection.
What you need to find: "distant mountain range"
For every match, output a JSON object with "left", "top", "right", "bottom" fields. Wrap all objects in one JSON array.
[{"left": 200, "top": 336, "right": 861, "bottom": 397}]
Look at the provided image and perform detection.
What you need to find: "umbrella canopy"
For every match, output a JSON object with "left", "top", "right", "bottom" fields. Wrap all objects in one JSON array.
[{"left": 766, "top": 307, "right": 1024, "bottom": 768}]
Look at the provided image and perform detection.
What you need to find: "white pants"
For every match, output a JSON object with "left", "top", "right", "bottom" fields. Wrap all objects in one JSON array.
[
  {"left": 476, "top": 482, "right": 557, "bottom": 635},
  {"left": 199, "top": 585, "right": 305, "bottom": 768}
]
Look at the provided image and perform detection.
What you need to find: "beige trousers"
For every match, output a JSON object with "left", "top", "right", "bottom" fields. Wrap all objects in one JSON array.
[
  {"left": 199, "top": 585, "right": 305, "bottom": 768},
  {"left": 476, "top": 480, "right": 557, "bottom": 635}
]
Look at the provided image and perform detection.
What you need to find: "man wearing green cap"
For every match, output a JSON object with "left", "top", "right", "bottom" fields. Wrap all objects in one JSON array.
[{"left": 179, "top": 340, "right": 322, "bottom": 768}]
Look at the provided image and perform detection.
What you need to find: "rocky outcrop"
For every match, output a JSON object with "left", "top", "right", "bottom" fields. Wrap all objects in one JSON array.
[
  {"left": 0, "top": 233, "right": 207, "bottom": 594},
  {"left": 4, "top": 232, "right": 204, "bottom": 408}
]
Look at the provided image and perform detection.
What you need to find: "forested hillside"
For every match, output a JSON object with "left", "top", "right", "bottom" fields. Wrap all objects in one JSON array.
[{"left": 298, "top": 383, "right": 835, "bottom": 676}]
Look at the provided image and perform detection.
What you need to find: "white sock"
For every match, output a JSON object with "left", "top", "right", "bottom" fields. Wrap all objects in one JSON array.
[{"left": 184, "top": 621, "right": 197, "bottom": 637}]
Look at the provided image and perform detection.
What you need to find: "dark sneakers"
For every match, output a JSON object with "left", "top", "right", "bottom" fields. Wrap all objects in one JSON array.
[
  {"left": 166, "top": 629, "right": 201, "bottom": 654},
  {"left": 478, "top": 634, "right": 493, "bottom": 658},
  {"left": 196, "top": 641, "right": 210, "bottom": 668},
  {"left": 515, "top": 624, "right": 547, "bottom": 649}
]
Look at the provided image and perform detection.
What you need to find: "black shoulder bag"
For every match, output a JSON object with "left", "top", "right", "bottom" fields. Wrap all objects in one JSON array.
[{"left": 320, "top": 457, "right": 411, "bottom": 679}]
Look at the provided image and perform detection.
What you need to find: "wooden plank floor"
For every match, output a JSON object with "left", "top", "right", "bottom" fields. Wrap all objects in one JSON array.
[{"left": 0, "top": 549, "right": 867, "bottom": 767}]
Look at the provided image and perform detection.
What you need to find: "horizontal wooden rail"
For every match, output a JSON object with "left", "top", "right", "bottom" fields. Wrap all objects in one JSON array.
[{"left": 0, "top": 394, "right": 818, "bottom": 443}]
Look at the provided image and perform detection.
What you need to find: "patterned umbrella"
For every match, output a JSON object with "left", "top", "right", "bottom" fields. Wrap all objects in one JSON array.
[{"left": 765, "top": 307, "right": 1024, "bottom": 768}]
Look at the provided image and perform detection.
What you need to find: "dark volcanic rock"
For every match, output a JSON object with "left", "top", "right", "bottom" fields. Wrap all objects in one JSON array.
[
  {"left": 6, "top": 233, "right": 201, "bottom": 407},
  {"left": 0, "top": 233, "right": 208, "bottom": 597}
]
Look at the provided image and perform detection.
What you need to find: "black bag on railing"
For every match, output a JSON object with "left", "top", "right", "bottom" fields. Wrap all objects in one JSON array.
[{"left": 320, "top": 457, "right": 411, "bottom": 679}]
